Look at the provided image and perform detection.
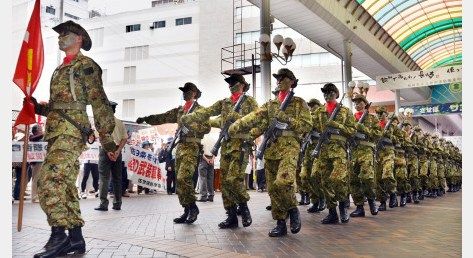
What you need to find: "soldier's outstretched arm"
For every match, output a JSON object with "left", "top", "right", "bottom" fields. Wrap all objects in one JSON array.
[
  {"left": 181, "top": 100, "right": 223, "bottom": 125},
  {"left": 139, "top": 108, "right": 179, "bottom": 125},
  {"left": 228, "top": 105, "right": 268, "bottom": 137},
  {"left": 209, "top": 116, "right": 222, "bottom": 128},
  {"left": 83, "top": 60, "right": 116, "bottom": 152}
]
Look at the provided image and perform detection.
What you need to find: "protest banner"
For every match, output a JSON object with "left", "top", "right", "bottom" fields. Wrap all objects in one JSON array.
[{"left": 125, "top": 145, "right": 167, "bottom": 191}]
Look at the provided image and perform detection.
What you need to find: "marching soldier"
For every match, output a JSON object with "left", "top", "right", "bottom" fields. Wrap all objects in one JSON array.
[
  {"left": 446, "top": 141, "right": 456, "bottom": 192},
  {"left": 403, "top": 121, "right": 421, "bottom": 203},
  {"left": 417, "top": 129, "right": 430, "bottom": 200},
  {"left": 374, "top": 107, "right": 397, "bottom": 211},
  {"left": 391, "top": 116, "right": 409, "bottom": 207},
  {"left": 311, "top": 83, "right": 356, "bottom": 224},
  {"left": 300, "top": 98, "right": 327, "bottom": 213},
  {"left": 180, "top": 74, "right": 259, "bottom": 229},
  {"left": 31, "top": 21, "right": 117, "bottom": 257},
  {"left": 136, "top": 83, "right": 210, "bottom": 224},
  {"left": 348, "top": 94, "right": 380, "bottom": 217},
  {"left": 229, "top": 68, "right": 311, "bottom": 237},
  {"left": 426, "top": 134, "right": 439, "bottom": 198},
  {"left": 437, "top": 138, "right": 448, "bottom": 196}
]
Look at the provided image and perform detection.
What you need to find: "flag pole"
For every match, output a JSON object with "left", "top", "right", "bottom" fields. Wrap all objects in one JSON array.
[{"left": 17, "top": 124, "right": 30, "bottom": 232}]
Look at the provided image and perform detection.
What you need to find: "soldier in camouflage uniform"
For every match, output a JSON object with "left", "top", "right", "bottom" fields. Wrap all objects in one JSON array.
[
  {"left": 180, "top": 74, "right": 258, "bottom": 229},
  {"left": 301, "top": 98, "right": 327, "bottom": 213},
  {"left": 311, "top": 83, "right": 356, "bottom": 224},
  {"left": 417, "top": 130, "right": 430, "bottom": 200},
  {"left": 348, "top": 94, "right": 380, "bottom": 218},
  {"left": 136, "top": 83, "right": 210, "bottom": 224},
  {"left": 453, "top": 145, "right": 462, "bottom": 191},
  {"left": 391, "top": 116, "right": 409, "bottom": 207},
  {"left": 437, "top": 138, "right": 447, "bottom": 196},
  {"left": 374, "top": 107, "right": 397, "bottom": 211},
  {"left": 426, "top": 134, "right": 439, "bottom": 198},
  {"left": 31, "top": 21, "right": 117, "bottom": 258},
  {"left": 403, "top": 122, "right": 421, "bottom": 204},
  {"left": 229, "top": 68, "right": 311, "bottom": 237}
]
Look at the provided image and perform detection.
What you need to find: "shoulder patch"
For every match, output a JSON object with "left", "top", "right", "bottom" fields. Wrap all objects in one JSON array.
[{"left": 84, "top": 67, "right": 95, "bottom": 75}]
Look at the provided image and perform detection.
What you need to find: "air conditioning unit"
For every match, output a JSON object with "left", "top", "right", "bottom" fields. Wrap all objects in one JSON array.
[{"left": 149, "top": 22, "right": 155, "bottom": 29}]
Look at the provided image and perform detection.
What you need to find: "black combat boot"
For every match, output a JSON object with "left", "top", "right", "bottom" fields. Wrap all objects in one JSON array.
[
  {"left": 239, "top": 202, "right": 252, "bottom": 227},
  {"left": 34, "top": 226, "right": 70, "bottom": 258},
  {"left": 428, "top": 189, "right": 437, "bottom": 198},
  {"left": 368, "top": 199, "right": 378, "bottom": 215},
  {"left": 288, "top": 208, "right": 301, "bottom": 234},
  {"left": 378, "top": 201, "right": 387, "bottom": 211},
  {"left": 299, "top": 192, "right": 309, "bottom": 205},
  {"left": 186, "top": 202, "right": 200, "bottom": 224},
  {"left": 218, "top": 206, "right": 238, "bottom": 229},
  {"left": 317, "top": 198, "right": 327, "bottom": 212},
  {"left": 413, "top": 191, "right": 420, "bottom": 204},
  {"left": 419, "top": 190, "right": 425, "bottom": 200},
  {"left": 173, "top": 206, "right": 189, "bottom": 223},
  {"left": 266, "top": 205, "right": 272, "bottom": 210},
  {"left": 321, "top": 208, "right": 339, "bottom": 224},
  {"left": 447, "top": 184, "right": 453, "bottom": 192},
  {"left": 268, "top": 220, "right": 287, "bottom": 237},
  {"left": 437, "top": 188, "right": 444, "bottom": 197},
  {"left": 406, "top": 192, "right": 412, "bottom": 203},
  {"left": 389, "top": 193, "right": 397, "bottom": 208},
  {"left": 304, "top": 193, "right": 311, "bottom": 205},
  {"left": 350, "top": 205, "right": 365, "bottom": 217},
  {"left": 338, "top": 201, "right": 349, "bottom": 223},
  {"left": 236, "top": 205, "right": 242, "bottom": 215},
  {"left": 66, "top": 226, "right": 86, "bottom": 255},
  {"left": 307, "top": 200, "right": 320, "bottom": 213},
  {"left": 400, "top": 193, "right": 407, "bottom": 207}
]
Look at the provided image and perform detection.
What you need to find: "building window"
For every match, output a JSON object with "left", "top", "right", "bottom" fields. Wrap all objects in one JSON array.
[
  {"left": 88, "top": 27, "right": 104, "bottom": 47},
  {"left": 126, "top": 24, "right": 141, "bottom": 33},
  {"left": 64, "top": 12, "right": 80, "bottom": 20},
  {"left": 71, "top": 0, "right": 79, "bottom": 2},
  {"left": 176, "top": 17, "right": 192, "bottom": 26},
  {"left": 124, "top": 66, "right": 136, "bottom": 84},
  {"left": 122, "top": 99, "right": 135, "bottom": 118},
  {"left": 235, "top": 5, "right": 259, "bottom": 19},
  {"left": 153, "top": 20, "right": 166, "bottom": 28},
  {"left": 125, "top": 45, "right": 149, "bottom": 62},
  {"left": 45, "top": 6, "right": 55, "bottom": 15}
]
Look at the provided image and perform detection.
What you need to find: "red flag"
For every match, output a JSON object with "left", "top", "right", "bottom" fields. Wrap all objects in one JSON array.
[{"left": 13, "top": 0, "right": 44, "bottom": 126}]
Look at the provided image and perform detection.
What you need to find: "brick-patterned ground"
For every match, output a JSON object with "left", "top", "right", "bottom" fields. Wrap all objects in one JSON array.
[{"left": 13, "top": 190, "right": 461, "bottom": 257}]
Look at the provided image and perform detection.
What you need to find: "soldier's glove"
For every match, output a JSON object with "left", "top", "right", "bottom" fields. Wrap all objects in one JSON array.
[
  {"left": 274, "top": 120, "right": 288, "bottom": 130},
  {"left": 181, "top": 125, "right": 190, "bottom": 135},
  {"left": 227, "top": 110, "right": 240, "bottom": 122},
  {"left": 276, "top": 110, "right": 291, "bottom": 123},
  {"left": 136, "top": 117, "right": 145, "bottom": 124}
]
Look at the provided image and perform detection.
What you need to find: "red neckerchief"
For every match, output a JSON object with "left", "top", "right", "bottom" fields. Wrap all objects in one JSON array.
[
  {"left": 183, "top": 100, "right": 193, "bottom": 113},
  {"left": 278, "top": 90, "right": 289, "bottom": 103},
  {"left": 354, "top": 111, "right": 363, "bottom": 121},
  {"left": 63, "top": 54, "right": 77, "bottom": 65},
  {"left": 379, "top": 120, "right": 387, "bottom": 129},
  {"left": 231, "top": 92, "right": 243, "bottom": 104},
  {"left": 325, "top": 100, "right": 337, "bottom": 114}
]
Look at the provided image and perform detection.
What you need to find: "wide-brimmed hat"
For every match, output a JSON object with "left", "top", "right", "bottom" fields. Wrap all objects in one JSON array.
[
  {"left": 53, "top": 20, "right": 92, "bottom": 51},
  {"left": 307, "top": 98, "right": 322, "bottom": 108},
  {"left": 375, "top": 106, "right": 388, "bottom": 115},
  {"left": 179, "top": 82, "right": 202, "bottom": 99},
  {"left": 224, "top": 74, "right": 250, "bottom": 92},
  {"left": 351, "top": 93, "right": 368, "bottom": 104}
]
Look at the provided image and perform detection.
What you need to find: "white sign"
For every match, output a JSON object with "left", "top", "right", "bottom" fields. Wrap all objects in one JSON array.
[
  {"left": 12, "top": 142, "right": 48, "bottom": 162},
  {"left": 125, "top": 145, "right": 167, "bottom": 191},
  {"left": 376, "top": 65, "right": 462, "bottom": 90},
  {"left": 78, "top": 142, "right": 100, "bottom": 163}
]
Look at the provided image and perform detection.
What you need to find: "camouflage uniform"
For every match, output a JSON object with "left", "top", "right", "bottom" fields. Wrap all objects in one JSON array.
[
  {"left": 349, "top": 104, "right": 381, "bottom": 207},
  {"left": 405, "top": 125, "right": 421, "bottom": 199},
  {"left": 375, "top": 109, "right": 397, "bottom": 204},
  {"left": 427, "top": 135, "right": 439, "bottom": 196},
  {"left": 228, "top": 94, "right": 311, "bottom": 220},
  {"left": 139, "top": 102, "right": 210, "bottom": 206},
  {"left": 311, "top": 102, "right": 356, "bottom": 211},
  {"left": 437, "top": 139, "right": 447, "bottom": 194},
  {"left": 35, "top": 52, "right": 117, "bottom": 228},
  {"left": 392, "top": 118, "right": 409, "bottom": 203},
  {"left": 181, "top": 94, "right": 258, "bottom": 209},
  {"left": 417, "top": 132, "right": 430, "bottom": 196},
  {"left": 299, "top": 98, "right": 323, "bottom": 208}
]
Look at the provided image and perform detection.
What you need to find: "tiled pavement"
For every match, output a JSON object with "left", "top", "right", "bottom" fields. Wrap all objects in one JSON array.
[{"left": 13, "top": 190, "right": 461, "bottom": 257}]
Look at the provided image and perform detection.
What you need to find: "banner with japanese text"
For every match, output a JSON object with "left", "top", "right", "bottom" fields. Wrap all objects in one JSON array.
[
  {"left": 12, "top": 141, "right": 47, "bottom": 162},
  {"left": 402, "top": 102, "right": 462, "bottom": 117},
  {"left": 376, "top": 65, "right": 462, "bottom": 90},
  {"left": 125, "top": 145, "right": 167, "bottom": 191},
  {"left": 78, "top": 142, "right": 100, "bottom": 163}
]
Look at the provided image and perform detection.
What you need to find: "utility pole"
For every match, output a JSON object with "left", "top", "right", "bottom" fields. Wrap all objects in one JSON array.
[{"left": 56, "top": 0, "right": 64, "bottom": 66}]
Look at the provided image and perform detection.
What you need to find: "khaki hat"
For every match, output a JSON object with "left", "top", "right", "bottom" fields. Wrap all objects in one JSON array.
[
  {"left": 402, "top": 120, "right": 411, "bottom": 126},
  {"left": 53, "top": 20, "right": 92, "bottom": 51},
  {"left": 413, "top": 125, "right": 422, "bottom": 131},
  {"left": 224, "top": 74, "right": 250, "bottom": 92},
  {"left": 307, "top": 98, "right": 322, "bottom": 108},
  {"left": 321, "top": 83, "right": 340, "bottom": 98},
  {"left": 375, "top": 106, "right": 388, "bottom": 115},
  {"left": 272, "top": 68, "right": 297, "bottom": 81},
  {"left": 179, "top": 82, "right": 202, "bottom": 99},
  {"left": 351, "top": 93, "right": 368, "bottom": 104}
]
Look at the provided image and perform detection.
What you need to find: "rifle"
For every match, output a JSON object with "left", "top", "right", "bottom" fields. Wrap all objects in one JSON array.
[
  {"left": 310, "top": 93, "right": 346, "bottom": 159},
  {"left": 375, "top": 114, "right": 395, "bottom": 152},
  {"left": 297, "top": 129, "right": 320, "bottom": 168},
  {"left": 210, "top": 94, "right": 247, "bottom": 156},
  {"left": 167, "top": 101, "right": 197, "bottom": 153},
  {"left": 350, "top": 102, "right": 372, "bottom": 148},
  {"left": 255, "top": 89, "right": 295, "bottom": 159}
]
